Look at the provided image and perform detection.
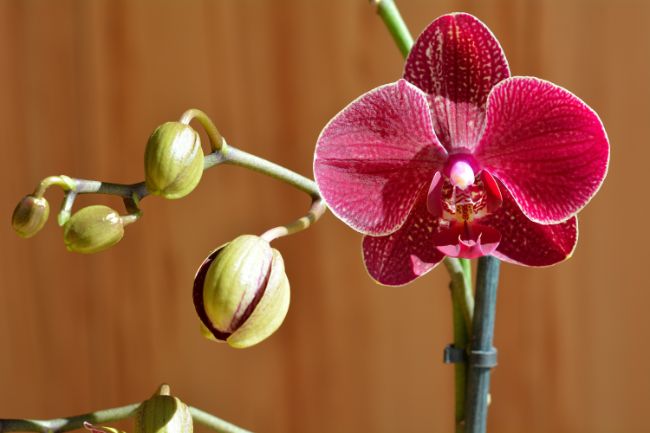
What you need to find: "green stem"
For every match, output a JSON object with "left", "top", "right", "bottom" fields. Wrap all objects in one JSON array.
[
  {"left": 370, "top": 2, "right": 477, "bottom": 431},
  {"left": 220, "top": 145, "right": 319, "bottom": 199},
  {"left": 0, "top": 403, "right": 251, "bottom": 433},
  {"left": 180, "top": 108, "right": 225, "bottom": 152},
  {"left": 0, "top": 403, "right": 141, "bottom": 433},
  {"left": 372, "top": 0, "right": 414, "bottom": 57},
  {"left": 218, "top": 145, "right": 323, "bottom": 240},
  {"left": 190, "top": 407, "right": 252, "bottom": 433},
  {"left": 444, "top": 257, "right": 474, "bottom": 433},
  {"left": 260, "top": 197, "right": 326, "bottom": 242},
  {"left": 25, "top": 110, "right": 325, "bottom": 239},
  {"left": 444, "top": 258, "right": 474, "bottom": 332},
  {"left": 449, "top": 284, "right": 468, "bottom": 433},
  {"left": 459, "top": 258, "right": 471, "bottom": 279}
]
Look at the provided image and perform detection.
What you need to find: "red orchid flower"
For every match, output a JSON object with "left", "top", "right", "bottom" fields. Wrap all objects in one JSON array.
[{"left": 313, "top": 13, "right": 609, "bottom": 286}]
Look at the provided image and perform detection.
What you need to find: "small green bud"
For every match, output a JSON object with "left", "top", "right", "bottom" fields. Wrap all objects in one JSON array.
[
  {"left": 63, "top": 205, "right": 124, "bottom": 254},
  {"left": 135, "top": 384, "right": 193, "bottom": 433},
  {"left": 145, "top": 122, "right": 204, "bottom": 199},
  {"left": 193, "top": 235, "right": 290, "bottom": 349},
  {"left": 12, "top": 195, "right": 50, "bottom": 238}
]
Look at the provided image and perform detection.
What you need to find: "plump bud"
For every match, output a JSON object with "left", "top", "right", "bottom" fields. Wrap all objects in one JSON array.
[
  {"left": 145, "top": 122, "right": 204, "bottom": 199},
  {"left": 135, "top": 384, "right": 193, "bottom": 433},
  {"left": 194, "top": 235, "right": 290, "bottom": 349},
  {"left": 12, "top": 195, "right": 50, "bottom": 238},
  {"left": 63, "top": 205, "right": 124, "bottom": 254}
]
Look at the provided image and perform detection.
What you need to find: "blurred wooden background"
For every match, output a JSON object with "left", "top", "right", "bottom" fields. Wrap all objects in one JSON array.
[{"left": 0, "top": 1, "right": 647, "bottom": 432}]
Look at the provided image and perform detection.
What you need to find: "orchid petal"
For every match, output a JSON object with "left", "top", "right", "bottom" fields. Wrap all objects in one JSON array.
[
  {"left": 404, "top": 13, "right": 510, "bottom": 151},
  {"left": 362, "top": 194, "right": 445, "bottom": 286},
  {"left": 314, "top": 79, "right": 447, "bottom": 235},
  {"left": 480, "top": 170, "right": 503, "bottom": 213},
  {"left": 482, "top": 184, "right": 578, "bottom": 266},
  {"left": 475, "top": 77, "right": 610, "bottom": 224},
  {"left": 426, "top": 171, "right": 444, "bottom": 217}
]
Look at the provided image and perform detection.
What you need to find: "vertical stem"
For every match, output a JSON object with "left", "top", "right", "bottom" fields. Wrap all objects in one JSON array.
[
  {"left": 443, "top": 258, "right": 473, "bottom": 339},
  {"left": 450, "top": 285, "right": 468, "bottom": 433},
  {"left": 370, "top": 3, "right": 495, "bottom": 432},
  {"left": 372, "top": 0, "right": 414, "bottom": 57},
  {"left": 444, "top": 257, "right": 474, "bottom": 433},
  {"left": 458, "top": 258, "right": 475, "bottom": 326},
  {"left": 459, "top": 258, "right": 471, "bottom": 279},
  {"left": 465, "top": 256, "right": 500, "bottom": 433}
]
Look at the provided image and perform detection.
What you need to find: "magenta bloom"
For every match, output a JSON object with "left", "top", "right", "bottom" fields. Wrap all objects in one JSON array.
[{"left": 313, "top": 13, "right": 609, "bottom": 286}]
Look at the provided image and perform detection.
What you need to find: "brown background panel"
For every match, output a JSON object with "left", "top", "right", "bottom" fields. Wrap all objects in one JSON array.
[{"left": 0, "top": 1, "right": 647, "bottom": 433}]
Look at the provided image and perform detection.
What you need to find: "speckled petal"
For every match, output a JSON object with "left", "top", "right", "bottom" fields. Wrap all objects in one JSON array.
[
  {"left": 482, "top": 184, "right": 578, "bottom": 266},
  {"left": 362, "top": 194, "right": 445, "bottom": 286},
  {"left": 404, "top": 13, "right": 509, "bottom": 151},
  {"left": 475, "top": 77, "right": 609, "bottom": 224},
  {"left": 314, "top": 79, "right": 447, "bottom": 236}
]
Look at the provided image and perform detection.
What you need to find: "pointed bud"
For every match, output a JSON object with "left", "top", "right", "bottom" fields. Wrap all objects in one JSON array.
[
  {"left": 12, "top": 195, "right": 50, "bottom": 238},
  {"left": 63, "top": 205, "right": 124, "bottom": 254},
  {"left": 145, "top": 122, "right": 204, "bottom": 199},
  {"left": 193, "top": 235, "right": 290, "bottom": 349},
  {"left": 135, "top": 384, "right": 193, "bottom": 433}
]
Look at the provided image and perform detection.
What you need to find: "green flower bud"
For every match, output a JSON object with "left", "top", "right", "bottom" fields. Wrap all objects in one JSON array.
[
  {"left": 11, "top": 195, "right": 50, "bottom": 238},
  {"left": 135, "top": 385, "right": 193, "bottom": 433},
  {"left": 193, "top": 235, "right": 290, "bottom": 349},
  {"left": 145, "top": 122, "right": 204, "bottom": 199},
  {"left": 63, "top": 205, "right": 124, "bottom": 254}
]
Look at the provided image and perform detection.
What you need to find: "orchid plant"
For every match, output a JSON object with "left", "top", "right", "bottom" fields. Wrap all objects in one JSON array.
[{"left": 4, "top": 2, "right": 608, "bottom": 433}]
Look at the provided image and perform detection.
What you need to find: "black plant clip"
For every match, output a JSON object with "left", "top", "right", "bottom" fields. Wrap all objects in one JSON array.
[{"left": 443, "top": 344, "right": 498, "bottom": 369}]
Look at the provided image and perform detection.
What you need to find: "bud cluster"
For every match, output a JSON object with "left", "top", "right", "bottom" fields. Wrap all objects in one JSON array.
[
  {"left": 12, "top": 114, "right": 299, "bottom": 349},
  {"left": 11, "top": 120, "right": 206, "bottom": 253}
]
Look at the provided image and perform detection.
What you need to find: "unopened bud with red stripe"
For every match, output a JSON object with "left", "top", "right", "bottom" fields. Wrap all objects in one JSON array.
[{"left": 193, "top": 235, "right": 290, "bottom": 348}]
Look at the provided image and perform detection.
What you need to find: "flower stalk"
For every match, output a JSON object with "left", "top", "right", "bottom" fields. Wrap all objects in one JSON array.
[
  {"left": 371, "top": 2, "right": 502, "bottom": 433},
  {"left": 17, "top": 110, "right": 324, "bottom": 244},
  {"left": 465, "top": 256, "right": 500, "bottom": 433},
  {"left": 371, "top": 0, "right": 413, "bottom": 57},
  {"left": 0, "top": 404, "right": 140, "bottom": 433},
  {"left": 0, "top": 404, "right": 251, "bottom": 433},
  {"left": 444, "top": 258, "right": 474, "bottom": 332},
  {"left": 445, "top": 258, "right": 472, "bottom": 433}
]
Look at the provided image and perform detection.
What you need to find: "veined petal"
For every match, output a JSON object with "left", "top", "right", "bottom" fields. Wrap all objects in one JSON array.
[
  {"left": 475, "top": 77, "right": 610, "bottom": 224},
  {"left": 314, "top": 79, "right": 447, "bottom": 235},
  {"left": 404, "top": 13, "right": 510, "bottom": 152},
  {"left": 482, "top": 184, "right": 578, "bottom": 266},
  {"left": 362, "top": 194, "right": 445, "bottom": 286}
]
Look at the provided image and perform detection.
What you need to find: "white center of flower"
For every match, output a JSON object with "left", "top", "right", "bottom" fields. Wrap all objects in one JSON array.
[{"left": 449, "top": 161, "right": 475, "bottom": 190}]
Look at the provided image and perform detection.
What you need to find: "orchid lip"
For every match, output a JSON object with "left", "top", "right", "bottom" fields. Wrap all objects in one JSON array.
[{"left": 433, "top": 222, "right": 501, "bottom": 259}]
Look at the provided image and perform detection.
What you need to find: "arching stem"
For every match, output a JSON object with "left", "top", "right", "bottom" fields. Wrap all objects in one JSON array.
[{"left": 26, "top": 110, "right": 325, "bottom": 239}]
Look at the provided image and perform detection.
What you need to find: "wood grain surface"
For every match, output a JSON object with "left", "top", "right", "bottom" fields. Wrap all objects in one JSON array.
[{"left": 0, "top": 1, "right": 647, "bottom": 432}]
